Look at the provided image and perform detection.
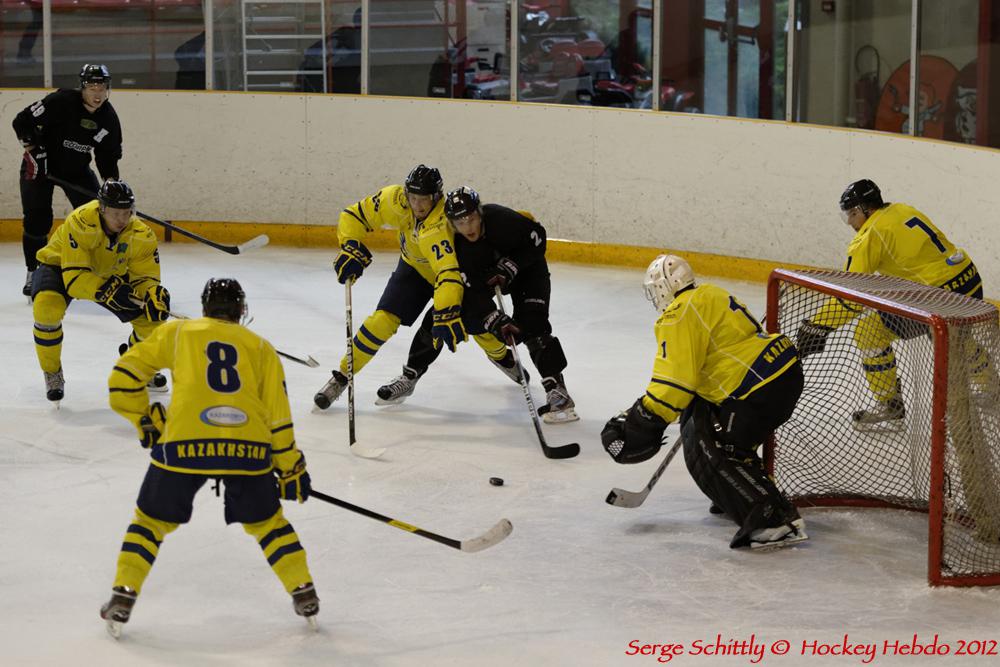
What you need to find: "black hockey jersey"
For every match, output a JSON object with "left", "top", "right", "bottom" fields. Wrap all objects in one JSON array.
[
  {"left": 12, "top": 89, "right": 123, "bottom": 179},
  {"left": 455, "top": 204, "right": 547, "bottom": 290}
]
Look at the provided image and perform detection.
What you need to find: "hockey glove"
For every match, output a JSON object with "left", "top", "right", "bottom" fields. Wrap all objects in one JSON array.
[
  {"left": 795, "top": 320, "right": 834, "bottom": 359},
  {"left": 482, "top": 309, "right": 522, "bottom": 344},
  {"left": 143, "top": 285, "right": 171, "bottom": 322},
  {"left": 139, "top": 402, "right": 166, "bottom": 449},
  {"left": 601, "top": 398, "right": 667, "bottom": 464},
  {"left": 486, "top": 257, "right": 518, "bottom": 290},
  {"left": 95, "top": 275, "right": 137, "bottom": 314},
  {"left": 22, "top": 147, "right": 47, "bottom": 181},
  {"left": 276, "top": 452, "right": 311, "bottom": 503},
  {"left": 431, "top": 306, "right": 468, "bottom": 353},
  {"left": 333, "top": 240, "right": 373, "bottom": 285}
]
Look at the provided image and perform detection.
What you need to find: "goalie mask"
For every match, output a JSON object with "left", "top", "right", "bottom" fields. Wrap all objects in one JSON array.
[
  {"left": 643, "top": 254, "right": 695, "bottom": 312},
  {"left": 202, "top": 278, "right": 247, "bottom": 323}
]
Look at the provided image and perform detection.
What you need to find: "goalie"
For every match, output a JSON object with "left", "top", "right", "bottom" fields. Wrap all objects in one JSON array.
[
  {"left": 601, "top": 255, "right": 807, "bottom": 550},
  {"left": 796, "top": 179, "right": 986, "bottom": 428}
]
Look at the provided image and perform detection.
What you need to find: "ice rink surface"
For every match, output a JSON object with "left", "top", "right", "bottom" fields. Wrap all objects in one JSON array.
[{"left": 2, "top": 243, "right": 999, "bottom": 667}]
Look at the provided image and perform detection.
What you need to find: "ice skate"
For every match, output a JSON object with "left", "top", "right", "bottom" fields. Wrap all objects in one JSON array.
[
  {"left": 852, "top": 397, "right": 905, "bottom": 432},
  {"left": 22, "top": 269, "right": 33, "bottom": 303},
  {"left": 376, "top": 366, "right": 420, "bottom": 405},
  {"left": 491, "top": 350, "right": 529, "bottom": 385},
  {"left": 314, "top": 371, "right": 348, "bottom": 409},
  {"left": 99, "top": 586, "right": 137, "bottom": 639},
  {"left": 539, "top": 376, "right": 579, "bottom": 424},
  {"left": 148, "top": 372, "right": 168, "bottom": 393},
  {"left": 291, "top": 582, "right": 320, "bottom": 629},
  {"left": 44, "top": 368, "right": 64, "bottom": 405},
  {"left": 749, "top": 518, "right": 809, "bottom": 551}
]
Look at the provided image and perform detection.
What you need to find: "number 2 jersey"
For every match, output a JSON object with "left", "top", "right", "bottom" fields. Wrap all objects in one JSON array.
[
  {"left": 108, "top": 317, "right": 300, "bottom": 476},
  {"left": 811, "top": 202, "right": 981, "bottom": 329},
  {"left": 642, "top": 284, "right": 798, "bottom": 423}
]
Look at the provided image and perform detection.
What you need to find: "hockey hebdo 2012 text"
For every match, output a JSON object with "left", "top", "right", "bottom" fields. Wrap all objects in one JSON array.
[{"left": 624, "top": 633, "right": 998, "bottom": 663}]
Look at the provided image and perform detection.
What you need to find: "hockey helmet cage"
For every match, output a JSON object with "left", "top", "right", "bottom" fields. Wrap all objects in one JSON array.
[
  {"left": 444, "top": 186, "right": 481, "bottom": 220},
  {"left": 644, "top": 254, "right": 695, "bottom": 312},
  {"left": 201, "top": 278, "right": 247, "bottom": 322},
  {"left": 839, "top": 179, "right": 883, "bottom": 212},
  {"left": 404, "top": 164, "right": 443, "bottom": 196},
  {"left": 98, "top": 180, "right": 135, "bottom": 209},
  {"left": 80, "top": 64, "right": 112, "bottom": 88}
]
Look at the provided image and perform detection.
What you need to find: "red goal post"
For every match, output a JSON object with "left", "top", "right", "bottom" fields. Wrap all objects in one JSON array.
[{"left": 765, "top": 268, "right": 1000, "bottom": 587}]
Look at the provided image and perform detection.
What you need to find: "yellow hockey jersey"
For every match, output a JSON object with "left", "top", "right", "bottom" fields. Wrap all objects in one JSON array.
[
  {"left": 108, "top": 317, "right": 299, "bottom": 476},
  {"left": 812, "top": 203, "right": 980, "bottom": 328},
  {"left": 642, "top": 284, "right": 798, "bottom": 423},
  {"left": 337, "top": 184, "right": 439, "bottom": 285},
  {"left": 35, "top": 199, "right": 161, "bottom": 302},
  {"left": 416, "top": 207, "right": 465, "bottom": 312}
]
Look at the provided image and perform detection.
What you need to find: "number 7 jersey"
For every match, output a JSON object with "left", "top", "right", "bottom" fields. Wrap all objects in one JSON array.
[{"left": 108, "top": 317, "right": 299, "bottom": 476}]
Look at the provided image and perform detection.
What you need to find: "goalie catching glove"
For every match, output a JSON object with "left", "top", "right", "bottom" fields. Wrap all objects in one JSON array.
[
  {"left": 95, "top": 275, "right": 137, "bottom": 314},
  {"left": 275, "top": 451, "right": 311, "bottom": 502},
  {"left": 143, "top": 285, "right": 170, "bottom": 322},
  {"left": 138, "top": 402, "right": 166, "bottom": 449},
  {"left": 431, "top": 306, "right": 467, "bottom": 352},
  {"left": 601, "top": 398, "right": 668, "bottom": 464},
  {"left": 483, "top": 309, "right": 522, "bottom": 344},
  {"left": 334, "top": 240, "right": 372, "bottom": 284},
  {"left": 795, "top": 320, "right": 834, "bottom": 359}
]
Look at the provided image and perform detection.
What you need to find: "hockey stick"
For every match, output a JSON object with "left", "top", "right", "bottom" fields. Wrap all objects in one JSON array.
[
  {"left": 310, "top": 489, "right": 512, "bottom": 552},
  {"left": 605, "top": 435, "right": 683, "bottom": 508},
  {"left": 132, "top": 300, "right": 320, "bottom": 368},
  {"left": 47, "top": 175, "right": 269, "bottom": 255},
  {"left": 345, "top": 279, "right": 385, "bottom": 459},
  {"left": 495, "top": 287, "right": 580, "bottom": 460}
]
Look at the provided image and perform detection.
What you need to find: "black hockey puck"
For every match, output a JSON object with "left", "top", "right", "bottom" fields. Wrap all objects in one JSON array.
[{"left": 489, "top": 477, "right": 504, "bottom": 487}]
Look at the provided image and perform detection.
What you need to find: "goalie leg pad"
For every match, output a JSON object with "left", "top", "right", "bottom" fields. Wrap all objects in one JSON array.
[
  {"left": 525, "top": 334, "right": 567, "bottom": 379},
  {"left": 681, "top": 398, "right": 798, "bottom": 547}
]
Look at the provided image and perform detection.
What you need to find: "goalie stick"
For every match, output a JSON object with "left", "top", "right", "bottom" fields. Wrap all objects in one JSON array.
[
  {"left": 605, "top": 435, "right": 683, "bottom": 508},
  {"left": 310, "top": 489, "right": 513, "bottom": 552},
  {"left": 48, "top": 175, "right": 269, "bottom": 255},
  {"left": 345, "top": 279, "right": 385, "bottom": 459},
  {"left": 495, "top": 287, "right": 580, "bottom": 460}
]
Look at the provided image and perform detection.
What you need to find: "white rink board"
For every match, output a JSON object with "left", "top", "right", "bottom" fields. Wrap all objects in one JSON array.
[{"left": 1, "top": 89, "right": 999, "bottom": 292}]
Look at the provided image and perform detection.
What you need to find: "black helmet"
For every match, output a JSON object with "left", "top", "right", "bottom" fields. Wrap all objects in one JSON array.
[
  {"left": 444, "top": 186, "right": 481, "bottom": 220},
  {"left": 98, "top": 180, "right": 135, "bottom": 209},
  {"left": 79, "top": 63, "right": 111, "bottom": 88},
  {"left": 201, "top": 278, "right": 246, "bottom": 322},
  {"left": 839, "top": 179, "right": 883, "bottom": 212},
  {"left": 404, "top": 164, "right": 443, "bottom": 196}
]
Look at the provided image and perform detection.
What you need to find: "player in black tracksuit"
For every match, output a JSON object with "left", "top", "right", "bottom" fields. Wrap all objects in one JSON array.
[
  {"left": 444, "top": 187, "right": 578, "bottom": 422},
  {"left": 12, "top": 64, "right": 123, "bottom": 296}
]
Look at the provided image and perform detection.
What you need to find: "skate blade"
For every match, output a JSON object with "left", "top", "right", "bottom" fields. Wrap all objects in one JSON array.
[
  {"left": 306, "top": 616, "right": 319, "bottom": 631},
  {"left": 750, "top": 532, "right": 809, "bottom": 552},
  {"left": 542, "top": 407, "right": 579, "bottom": 424},
  {"left": 105, "top": 620, "right": 123, "bottom": 640},
  {"left": 851, "top": 419, "right": 905, "bottom": 434},
  {"left": 147, "top": 384, "right": 169, "bottom": 394},
  {"left": 374, "top": 395, "right": 409, "bottom": 406}
]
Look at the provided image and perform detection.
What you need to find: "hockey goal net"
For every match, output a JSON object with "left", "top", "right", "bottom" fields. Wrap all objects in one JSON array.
[{"left": 765, "top": 268, "right": 1000, "bottom": 586}]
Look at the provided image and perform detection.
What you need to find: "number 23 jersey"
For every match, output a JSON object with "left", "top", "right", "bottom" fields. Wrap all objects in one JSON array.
[{"left": 109, "top": 317, "right": 297, "bottom": 476}]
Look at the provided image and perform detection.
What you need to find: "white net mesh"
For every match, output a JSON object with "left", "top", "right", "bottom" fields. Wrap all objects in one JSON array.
[{"left": 769, "top": 269, "right": 1000, "bottom": 585}]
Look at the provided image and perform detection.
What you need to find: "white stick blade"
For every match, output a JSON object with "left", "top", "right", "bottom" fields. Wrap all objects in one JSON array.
[
  {"left": 605, "top": 487, "right": 648, "bottom": 508},
  {"left": 237, "top": 234, "right": 270, "bottom": 253},
  {"left": 351, "top": 442, "right": 386, "bottom": 459},
  {"left": 460, "top": 518, "right": 513, "bottom": 552},
  {"left": 304, "top": 356, "right": 320, "bottom": 368}
]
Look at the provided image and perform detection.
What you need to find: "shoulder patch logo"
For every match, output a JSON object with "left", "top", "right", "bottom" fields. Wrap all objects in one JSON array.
[{"left": 94, "top": 128, "right": 109, "bottom": 143}]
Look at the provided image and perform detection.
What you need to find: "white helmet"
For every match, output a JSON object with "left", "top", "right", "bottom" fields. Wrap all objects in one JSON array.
[{"left": 643, "top": 254, "right": 695, "bottom": 312}]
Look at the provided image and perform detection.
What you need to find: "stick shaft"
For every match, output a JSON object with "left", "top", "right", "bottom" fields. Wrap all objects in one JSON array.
[
  {"left": 346, "top": 280, "right": 356, "bottom": 445},
  {"left": 311, "top": 489, "right": 461, "bottom": 549}
]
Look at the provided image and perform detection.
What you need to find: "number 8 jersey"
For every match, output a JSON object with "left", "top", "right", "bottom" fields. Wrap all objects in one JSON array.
[{"left": 108, "top": 317, "right": 299, "bottom": 476}]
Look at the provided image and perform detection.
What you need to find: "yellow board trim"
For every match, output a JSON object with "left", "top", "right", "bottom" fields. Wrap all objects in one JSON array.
[{"left": 2, "top": 218, "right": 991, "bottom": 301}]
